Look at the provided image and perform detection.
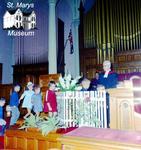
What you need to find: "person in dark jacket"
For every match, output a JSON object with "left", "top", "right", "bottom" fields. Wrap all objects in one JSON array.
[
  {"left": 9, "top": 85, "right": 20, "bottom": 125},
  {"left": 98, "top": 60, "right": 118, "bottom": 89},
  {"left": 0, "top": 98, "right": 6, "bottom": 135},
  {"left": 90, "top": 72, "right": 100, "bottom": 90},
  {"left": 98, "top": 60, "right": 118, "bottom": 128}
]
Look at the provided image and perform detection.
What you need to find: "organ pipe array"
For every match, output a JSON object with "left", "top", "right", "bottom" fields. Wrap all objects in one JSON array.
[{"left": 83, "top": 0, "right": 141, "bottom": 64}]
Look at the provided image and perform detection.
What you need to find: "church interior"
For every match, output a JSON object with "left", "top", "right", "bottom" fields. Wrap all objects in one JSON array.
[{"left": 0, "top": 0, "right": 141, "bottom": 149}]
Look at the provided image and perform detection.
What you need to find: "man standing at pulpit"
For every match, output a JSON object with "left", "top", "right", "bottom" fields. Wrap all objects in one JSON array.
[
  {"left": 98, "top": 60, "right": 118, "bottom": 89},
  {"left": 98, "top": 60, "right": 118, "bottom": 127}
]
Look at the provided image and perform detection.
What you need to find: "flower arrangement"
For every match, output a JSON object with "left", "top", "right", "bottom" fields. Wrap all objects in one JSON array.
[{"left": 57, "top": 74, "right": 82, "bottom": 91}]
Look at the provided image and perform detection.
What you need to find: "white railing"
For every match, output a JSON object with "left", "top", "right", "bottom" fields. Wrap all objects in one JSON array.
[{"left": 57, "top": 91, "right": 107, "bottom": 128}]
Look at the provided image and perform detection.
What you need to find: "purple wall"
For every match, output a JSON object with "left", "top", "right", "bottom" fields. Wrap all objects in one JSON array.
[
  {"left": 13, "top": 1, "right": 48, "bottom": 64},
  {"left": 0, "top": 1, "right": 13, "bottom": 83}
]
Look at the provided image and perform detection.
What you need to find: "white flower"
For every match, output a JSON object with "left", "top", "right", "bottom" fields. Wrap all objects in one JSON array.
[
  {"left": 71, "top": 79, "right": 77, "bottom": 87},
  {"left": 66, "top": 80, "right": 70, "bottom": 89},
  {"left": 66, "top": 74, "right": 71, "bottom": 81},
  {"left": 75, "top": 86, "right": 82, "bottom": 91},
  {"left": 64, "top": 74, "right": 67, "bottom": 81},
  {"left": 75, "top": 76, "right": 81, "bottom": 80},
  {"left": 57, "top": 73, "right": 81, "bottom": 91},
  {"left": 59, "top": 75, "right": 66, "bottom": 89},
  {"left": 60, "top": 82, "right": 66, "bottom": 89}
]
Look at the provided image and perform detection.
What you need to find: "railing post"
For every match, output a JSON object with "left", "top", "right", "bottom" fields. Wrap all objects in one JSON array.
[{"left": 57, "top": 91, "right": 107, "bottom": 128}]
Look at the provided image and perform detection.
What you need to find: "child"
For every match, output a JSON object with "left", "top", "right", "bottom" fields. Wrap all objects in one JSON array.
[
  {"left": 43, "top": 81, "right": 57, "bottom": 117},
  {"left": 31, "top": 85, "right": 43, "bottom": 117},
  {"left": 0, "top": 98, "right": 6, "bottom": 135},
  {"left": 9, "top": 84, "right": 20, "bottom": 125},
  {"left": 81, "top": 78, "right": 91, "bottom": 91},
  {"left": 20, "top": 82, "right": 34, "bottom": 119}
]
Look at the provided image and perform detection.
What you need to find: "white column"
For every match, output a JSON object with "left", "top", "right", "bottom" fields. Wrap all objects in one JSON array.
[
  {"left": 72, "top": 19, "right": 80, "bottom": 76},
  {"left": 48, "top": 0, "right": 57, "bottom": 74}
]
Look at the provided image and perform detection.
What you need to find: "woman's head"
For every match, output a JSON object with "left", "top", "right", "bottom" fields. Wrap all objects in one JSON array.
[
  {"left": 103, "top": 60, "right": 111, "bottom": 72},
  {"left": 48, "top": 81, "right": 56, "bottom": 91}
]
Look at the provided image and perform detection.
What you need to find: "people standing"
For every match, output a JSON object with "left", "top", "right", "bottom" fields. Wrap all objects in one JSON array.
[
  {"left": 98, "top": 60, "right": 118, "bottom": 89},
  {"left": 0, "top": 98, "right": 6, "bottom": 135},
  {"left": 31, "top": 85, "right": 43, "bottom": 117},
  {"left": 90, "top": 72, "right": 99, "bottom": 90},
  {"left": 98, "top": 60, "right": 118, "bottom": 128},
  {"left": 20, "top": 82, "right": 34, "bottom": 119},
  {"left": 43, "top": 81, "right": 57, "bottom": 117},
  {"left": 9, "top": 84, "right": 20, "bottom": 125}
]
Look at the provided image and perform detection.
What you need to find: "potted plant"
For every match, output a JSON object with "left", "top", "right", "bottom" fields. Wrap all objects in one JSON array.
[
  {"left": 19, "top": 114, "right": 61, "bottom": 136},
  {"left": 38, "top": 116, "right": 60, "bottom": 136},
  {"left": 19, "top": 114, "right": 43, "bottom": 131}
]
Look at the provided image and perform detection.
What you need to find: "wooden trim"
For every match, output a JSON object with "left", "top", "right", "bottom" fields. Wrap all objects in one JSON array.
[
  {"left": 4, "top": 128, "right": 62, "bottom": 150},
  {"left": 59, "top": 135, "right": 141, "bottom": 150}
]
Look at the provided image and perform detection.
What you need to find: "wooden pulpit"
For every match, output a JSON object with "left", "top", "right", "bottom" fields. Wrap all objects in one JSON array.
[
  {"left": 59, "top": 127, "right": 141, "bottom": 150},
  {"left": 108, "top": 78, "right": 141, "bottom": 131}
]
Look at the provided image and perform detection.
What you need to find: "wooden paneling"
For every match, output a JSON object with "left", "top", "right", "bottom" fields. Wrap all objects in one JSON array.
[
  {"left": 0, "top": 84, "right": 12, "bottom": 101},
  {"left": 108, "top": 79, "right": 141, "bottom": 131},
  {"left": 80, "top": 48, "right": 97, "bottom": 79},
  {"left": 39, "top": 74, "right": 60, "bottom": 88},
  {"left": 59, "top": 128, "right": 141, "bottom": 150},
  {"left": 59, "top": 136, "right": 141, "bottom": 150},
  {"left": 108, "top": 87, "right": 135, "bottom": 130},
  {"left": 4, "top": 128, "right": 62, "bottom": 150},
  {"left": 13, "top": 63, "right": 48, "bottom": 85},
  {"left": 39, "top": 74, "right": 60, "bottom": 100},
  {"left": 114, "top": 49, "right": 141, "bottom": 74}
]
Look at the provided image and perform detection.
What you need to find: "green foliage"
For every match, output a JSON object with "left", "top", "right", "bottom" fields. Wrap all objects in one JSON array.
[
  {"left": 38, "top": 116, "right": 60, "bottom": 136},
  {"left": 19, "top": 114, "right": 43, "bottom": 129},
  {"left": 75, "top": 99, "right": 100, "bottom": 127},
  {"left": 19, "top": 114, "right": 60, "bottom": 136}
]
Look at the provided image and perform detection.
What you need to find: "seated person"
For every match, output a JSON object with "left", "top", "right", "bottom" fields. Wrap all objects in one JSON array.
[{"left": 0, "top": 98, "right": 6, "bottom": 135}]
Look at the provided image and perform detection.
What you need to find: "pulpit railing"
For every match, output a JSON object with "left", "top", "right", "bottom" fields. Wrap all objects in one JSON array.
[{"left": 57, "top": 91, "right": 107, "bottom": 128}]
